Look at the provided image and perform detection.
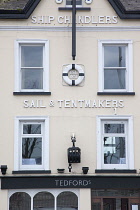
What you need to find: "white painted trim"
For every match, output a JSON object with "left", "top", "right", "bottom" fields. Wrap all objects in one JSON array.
[
  {"left": 96, "top": 115, "right": 134, "bottom": 170},
  {"left": 127, "top": 41, "right": 133, "bottom": 92},
  {"left": 98, "top": 40, "right": 133, "bottom": 93},
  {"left": 14, "top": 116, "right": 49, "bottom": 171},
  {"left": 14, "top": 39, "right": 49, "bottom": 92}
]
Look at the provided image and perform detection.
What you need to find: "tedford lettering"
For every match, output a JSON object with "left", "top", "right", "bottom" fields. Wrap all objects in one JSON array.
[
  {"left": 31, "top": 15, "right": 118, "bottom": 24},
  {"left": 23, "top": 99, "right": 124, "bottom": 108},
  {"left": 55, "top": 179, "right": 92, "bottom": 187}
]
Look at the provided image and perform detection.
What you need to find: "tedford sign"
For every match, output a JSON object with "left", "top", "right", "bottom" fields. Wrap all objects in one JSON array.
[
  {"left": 31, "top": 15, "right": 118, "bottom": 24},
  {"left": 23, "top": 99, "right": 124, "bottom": 108},
  {"left": 55, "top": 179, "right": 92, "bottom": 187}
]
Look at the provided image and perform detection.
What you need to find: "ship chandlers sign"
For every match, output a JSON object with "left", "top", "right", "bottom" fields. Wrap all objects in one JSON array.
[{"left": 31, "top": 15, "right": 118, "bottom": 24}]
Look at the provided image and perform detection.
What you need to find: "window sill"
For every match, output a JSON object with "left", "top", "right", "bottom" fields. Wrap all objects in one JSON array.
[
  {"left": 58, "top": 7, "right": 91, "bottom": 11},
  {"left": 97, "top": 92, "right": 135, "bottom": 95},
  {"left": 12, "top": 170, "right": 51, "bottom": 174},
  {"left": 13, "top": 92, "right": 51, "bottom": 95},
  {"left": 95, "top": 169, "right": 137, "bottom": 174}
]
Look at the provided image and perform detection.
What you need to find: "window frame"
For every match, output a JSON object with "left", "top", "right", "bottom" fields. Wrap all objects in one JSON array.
[
  {"left": 66, "top": 0, "right": 82, "bottom": 7},
  {"left": 9, "top": 189, "right": 79, "bottom": 210},
  {"left": 96, "top": 115, "right": 134, "bottom": 170},
  {"left": 14, "top": 39, "right": 49, "bottom": 93},
  {"left": 98, "top": 40, "right": 133, "bottom": 93},
  {"left": 14, "top": 116, "right": 49, "bottom": 171}
]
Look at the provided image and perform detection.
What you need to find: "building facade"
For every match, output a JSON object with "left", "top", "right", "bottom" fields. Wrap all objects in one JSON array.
[{"left": 0, "top": 0, "right": 140, "bottom": 209}]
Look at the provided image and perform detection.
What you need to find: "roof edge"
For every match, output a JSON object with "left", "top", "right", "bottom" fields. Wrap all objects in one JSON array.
[
  {"left": 108, "top": 0, "right": 140, "bottom": 19},
  {"left": 0, "top": 0, "right": 41, "bottom": 19}
]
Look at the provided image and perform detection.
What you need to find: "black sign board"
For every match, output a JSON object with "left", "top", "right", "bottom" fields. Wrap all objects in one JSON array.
[{"left": 1, "top": 175, "right": 140, "bottom": 189}]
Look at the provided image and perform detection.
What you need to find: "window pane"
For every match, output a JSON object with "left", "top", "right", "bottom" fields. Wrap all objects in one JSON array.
[
  {"left": 132, "top": 205, "right": 139, "bottom": 210},
  {"left": 9, "top": 192, "right": 31, "bottom": 210},
  {"left": 57, "top": 191, "right": 78, "bottom": 210},
  {"left": 104, "top": 137, "right": 126, "bottom": 164},
  {"left": 92, "top": 203, "right": 101, "bottom": 210},
  {"left": 33, "top": 192, "right": 54, "bottom": 210},
  {"left": 21, "top": 46, "right": 43, "bottom": 67},
  {"left": 22, "top": 138, "right": 42, "bottom": 165},
  {"left": 103, "top": 198, "right": 116, "bottom": 210},
  {"left": 104, "top": 69, "right": 125, "bottom": 89},
  {"left": 91, "top": 199, "right": 101, "bottom": 210},
  {"left": 66, "top": 0, "right": 82, "bottom": 5},
  {"left": 23, "top": 124, "right": 41, "bottom": 134},
  {"left": 104, "top": 124, "right": 124, "bottom": 133},
  {"left": 104, "top": 46, "right": 126, "bottom": 67},
  {"left": 21, "top": 68, "right": 43, "bottom": 89}
]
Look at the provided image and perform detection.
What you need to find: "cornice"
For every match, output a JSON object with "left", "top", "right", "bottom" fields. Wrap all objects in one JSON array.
[{"left": 0, "top": 25, "right": 140, "bottom": 32}]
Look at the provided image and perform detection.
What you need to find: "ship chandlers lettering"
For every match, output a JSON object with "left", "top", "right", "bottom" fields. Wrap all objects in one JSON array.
[
  {"left": 31, "top": 15, "right": 118, "bottom": 24},
  {"left": 58, "top": 15, "right": 118, "bottom": 24}
]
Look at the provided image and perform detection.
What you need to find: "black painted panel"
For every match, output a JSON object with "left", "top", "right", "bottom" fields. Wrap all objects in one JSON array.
[{"left": 1, "top": 175, "right": 140, "bottom": 189}]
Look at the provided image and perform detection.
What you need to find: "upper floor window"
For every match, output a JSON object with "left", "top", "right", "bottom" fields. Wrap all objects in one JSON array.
[
  {"left": 96, "top": 116, "right": 134, "bottom": 170},
  {"left": 98, "top": 40, "right": 133, "bottom": 93},
  {"left": 103, "top": 121, "right": 126, "bottom": 166},
  {"left": 22, "top": 122, "right": 43, "bottom": 166},
  {"left": 66, "top": 0, "right": 82, "bottom": 6},
  {"left": 14, "top": 116, "right": 49, "bottom": 171},
  {"left": 14, "top": 40, "right": 49, "bottom": 93}
]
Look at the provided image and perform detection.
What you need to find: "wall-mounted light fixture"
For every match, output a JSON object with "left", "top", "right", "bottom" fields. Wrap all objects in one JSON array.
[
  {"left": 1, "top": 165, "right": 7, "bottom": 175},
  {"left": 67, "top": 134, "right": 81, "bottom": 172},
  {"left": 82, "top": 167, "right": 89, "bottom": 174}
]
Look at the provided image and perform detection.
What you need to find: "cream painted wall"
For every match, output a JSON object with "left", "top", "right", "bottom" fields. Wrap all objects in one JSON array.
[
  {"left": 1, "top": 29, "right": 140, "bottom": 174},
  {"left": 1, "top": 0, "right": 140, "bottom": 209},
  {"left": 79, "top": 189, "right": 91, "bottom": 210},
  {"left": 0, "top": 0, "right": 140, "bottom": 175},
  {"left": 0, "top": 186, "right": 8, "bottom": 210}
]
